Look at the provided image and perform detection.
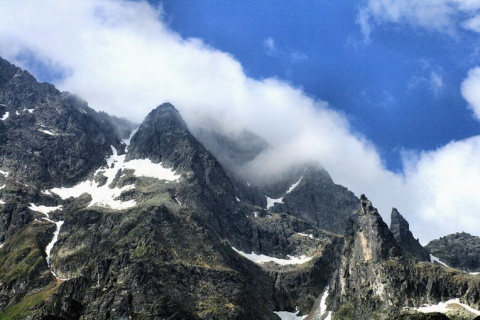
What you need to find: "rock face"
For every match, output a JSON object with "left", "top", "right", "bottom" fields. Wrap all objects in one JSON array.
[
  {"left": 328, "top": 196, "right": 480, "bottom": 320},
  {"left": 330, "top": 195, "right": 403, "bottom": 318},
  {"left": 281, "top": 165, "right": 359, "bottom": 234},
  {"left": 390, "top": 208, "right": 431, "bottom": 262},
  {"left": 126, "top": 103, "right": 240, "bottom": 238},
  {"left": 0, "top": 57, "right": 122, "bottom": 189},
  {"left": 426, "top": 232, "right": 480, "bottom": 272}
]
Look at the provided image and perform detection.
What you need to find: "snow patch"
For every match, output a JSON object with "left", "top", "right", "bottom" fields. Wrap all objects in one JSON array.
[
  {"left": 45, "top": 220, "right": 64, "bottom": 267},
  {"left": 29, "top": 203, "right": 62, "bottom": 218},
  {"left": 287, "top": 176, "right": 303, "bottom": 194},
  {"left": 0, "top": 170, "right": 8, "bottom": 177},
  {"left": 0, "top": 199, "right": 5, "bottom": 205},
  {"left": 319, "top": 286, "right": 333, "bottom": 319},
  {"left": 49, "top": 146, "right": 180, "bottom": 209},
  {"left": 266, "top": 196, "right": 283, "bottom": 209},
  {"left": 414, "top": 298, "right": 480, "bottom": 315},
  {"left": 298, "top": 233, "right": 315, "bottom": 239},
  {"left": 25, "top": 108, "right": 34, "bottom": 113},
  {"left": 50, "top": 270, "right": 70, "bottom": 281},
  {"left": 15, "top": 111, "right": 20, "bottom": 116},
  {"left": 122, "top": 127, "right": 139, "bottom": 148},
  {"left": 123, "top": 159, "right": 181, "bottom": 181},
  {"left": 0, "top": 243, "right": 4, "bottom": 248},
  {"left": 38, "top": 128, "right": 57, "bottom": 136},
  {"left": 470, "top": 272, "right": 480, "bottom": 275},
  {"left": 273, "top": 310, "right": 307, "bottom": 320},
  {"left": 254, "top": 211, "right": 259, "bottom": 218},
  {"left": 232, "top": 247, "right": 312, "bottom": 265},
  {"left": 236, "top": 197, "right": 240, "bottom": 202},
  {"left": 430, "top": 254, "right": 450, "bottom": 267},
  {"left": 0, "top": 184, "right": 5, "bottom": 190},
  {"left": 1, "top": 111, "right": 9, "bottom": 121}
]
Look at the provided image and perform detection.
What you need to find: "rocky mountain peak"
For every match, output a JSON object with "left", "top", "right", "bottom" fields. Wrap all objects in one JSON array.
[
  {"left": 359, "top": 194, "right": 379, "bottom": 216},
  {"left": 0, "top": 57, "right": 21, "bottom": 86},
  {"left": 126, "top": 103, "right": 194, "bottom": 166},
  {"left": 390, "top": 208, "right": 430, "bottom": 261},
  {"left": 426, "top": 232, "right": 480, "bottom": 272},
  {"left": 346, "top": 195, "right": 402, "bottom": 262}
]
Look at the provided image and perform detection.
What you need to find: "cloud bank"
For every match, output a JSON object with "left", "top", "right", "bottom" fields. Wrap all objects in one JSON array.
[
  {"left": 0, "top": 0, "right": 479, "bottom": 242},
  {"left": 358, "top": 0, "right": 480, "bottom": 36}
]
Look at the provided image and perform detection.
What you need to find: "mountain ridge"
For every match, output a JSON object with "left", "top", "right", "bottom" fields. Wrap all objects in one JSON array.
[{"left": 0, "top": 56, "right": 479, "bottom": 320}]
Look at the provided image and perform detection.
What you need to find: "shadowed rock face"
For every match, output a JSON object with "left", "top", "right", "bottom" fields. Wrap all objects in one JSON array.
[
  {"left": 0, "top": 57, "right": 123, "bottom": 189},
  {"left": 390, "top": 208, "right": 431, "bottom": 262}
]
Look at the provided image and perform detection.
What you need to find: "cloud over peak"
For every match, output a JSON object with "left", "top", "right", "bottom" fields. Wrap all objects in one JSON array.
[{"left": 1, "top": 0, "right": 480, "bottom": 242}]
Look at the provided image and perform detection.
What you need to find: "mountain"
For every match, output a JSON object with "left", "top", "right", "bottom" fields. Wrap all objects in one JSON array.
[
  {"left": 426, "top": 233, "right": 480, "bottom": 272},
  {"left": 0, "top": 57, "right": 480, "bottom": 320}
]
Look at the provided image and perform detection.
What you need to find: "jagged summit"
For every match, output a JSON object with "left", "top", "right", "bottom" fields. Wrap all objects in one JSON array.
[
  {"left": 127, "top": 102, "right": 201, "bottom": 166},
  {"left": 360, "top": 194, "right": 376, "bottom": 215},
  {"left": 345, "top": 195, "right": 402, "bottom": 262},
  {"left": 390, "top": 208, "right": 430, "bottom": 262}
]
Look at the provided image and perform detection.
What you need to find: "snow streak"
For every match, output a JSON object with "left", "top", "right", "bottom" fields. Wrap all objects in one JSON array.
[{"left": 231, "top": 247, "right": 312, "bottom": 265}]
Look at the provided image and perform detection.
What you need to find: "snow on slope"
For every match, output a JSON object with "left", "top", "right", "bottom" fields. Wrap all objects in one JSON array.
[
  {"left": 49, "top": 145, "right": 180, "bottom": 209},
  {"left": 231, "top": 247, "right": 312, "bottom": 265},
  {"left": 266, "top": 196, "right": 283, "bottom": 209},
  {"left": 286, "top": 176, "right": 303, "bottom": 194},
  {"left": 38, "top": 128, "right": 57, "bottom": 136},
  {"left": 273, "top": 311, "right": 306, "bottom": 320},
  {"left": 29, "top": 203, "right": 62, "bottom": 219},
  {"left": 319, "top": 287, "right": 332, "bottom": 320},
  {"left": 413, "top": 298, "right": 480, "bottom": 315},
  {"left": 265, "top": 176, "right": 302, "bottom": 209},
  {"left": 430, "top": 254, "right": 450, "bottom": 268},
  {"left": 45, "top": 220, "right": 64, "bottom": 267}
]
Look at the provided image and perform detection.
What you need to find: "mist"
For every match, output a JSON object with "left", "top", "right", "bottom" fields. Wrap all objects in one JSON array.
[{"left": 1, "top": 0, "right": 480, "bottom": 243}]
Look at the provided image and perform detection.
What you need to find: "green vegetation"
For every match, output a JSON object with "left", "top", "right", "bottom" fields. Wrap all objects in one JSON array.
[
  {"left": 333, "top": 302, "right": 356, "bottom": 320},
  {"left": 0, "top": 279, "right": 61, "bottom": 319}
]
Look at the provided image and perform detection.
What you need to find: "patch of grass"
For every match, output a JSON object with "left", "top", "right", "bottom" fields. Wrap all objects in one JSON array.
[{"left": 0, "top": 280, "right": 61, "bottom": 320}]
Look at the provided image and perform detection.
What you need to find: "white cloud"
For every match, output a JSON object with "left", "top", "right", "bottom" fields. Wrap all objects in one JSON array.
[
  {"left": 358, "top": 0, "right": 480, "bottom": 38},
  {"left": 1, "top": 0, "right": 480, "bottom": 243},
  {"left": 402, "top": 137, "right": 480, "bottom": 242},
  {"left": 264, "top": 37, "right": 277, "bottom": 55},
  {"left": 461, "top": 67, "right": 480, "bottom": 120}
]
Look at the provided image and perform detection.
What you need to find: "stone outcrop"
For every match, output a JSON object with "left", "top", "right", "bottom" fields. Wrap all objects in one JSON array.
[
  {"left": 328, "top": 196, "right": 480, "bottom": 320},
  {"left": 390, "top": 208, "right": 431, "bottom": 262},
  {"left": 426, "top": 232, "right": 480, "bottom": 272}
]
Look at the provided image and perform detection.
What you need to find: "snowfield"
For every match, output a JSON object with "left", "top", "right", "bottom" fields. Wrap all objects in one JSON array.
[
  {"left": 412, "top": 298, "right": 480, "bottom": 316},
  {"left": 49, "top": 145, "right": 181, "bottom": 210},
  {"left": 273, "top": 311, "right": 307, "bottom": 320},
  {"left": 231, "top": 247, "right": 312, "bottom": 265},
  {"left": 266, "top": 196, "right": 283, "bottom": 209}
]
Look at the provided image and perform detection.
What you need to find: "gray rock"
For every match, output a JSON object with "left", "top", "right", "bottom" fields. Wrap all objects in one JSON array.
[
  {"left": 426, "top": 232, "right": 480, "bottom": 272},
  {"left": 390, "top": 208, "right": 430, "bottom": 262}
]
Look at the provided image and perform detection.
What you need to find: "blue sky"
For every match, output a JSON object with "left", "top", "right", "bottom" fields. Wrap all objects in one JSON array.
[
  {"left": 160, "top": 0, "right": 480, "bottom": 171},
  {"left": 2, "top": 0, "right": 480, "bottom": 241}
]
